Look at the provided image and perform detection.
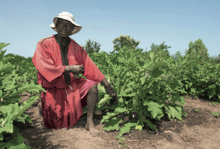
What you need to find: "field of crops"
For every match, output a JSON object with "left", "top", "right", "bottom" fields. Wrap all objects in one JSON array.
[{"left": 1, "top": 41, "right": 220, "bottom": 148}]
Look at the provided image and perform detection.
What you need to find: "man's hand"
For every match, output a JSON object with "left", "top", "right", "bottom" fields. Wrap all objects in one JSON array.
[
  {"left": 105, "top": 85, "right": 118, "bottom": 105},
  {"left": 65, "top": 65, "right": 84, "bottom": 74},
  {"left": 65, "top": 65, "right": 83, "bottom": 79},
  {"left": 72, "top": 73, "right": 79, "bottom": 79}
]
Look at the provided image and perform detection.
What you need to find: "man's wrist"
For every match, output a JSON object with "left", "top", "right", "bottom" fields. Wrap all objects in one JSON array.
[
  {"left": 65, "top": 66, "right": 72, "bottom": 72},
  {"left": 101, "top": 78, "right": 110, "bottom": 87}
]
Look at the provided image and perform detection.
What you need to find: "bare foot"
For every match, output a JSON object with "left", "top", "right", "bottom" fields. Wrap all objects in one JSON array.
[{"left": 85, "top": 121, "right": 100, "bottom": 137}]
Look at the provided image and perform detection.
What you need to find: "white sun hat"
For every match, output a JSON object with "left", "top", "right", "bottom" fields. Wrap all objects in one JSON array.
[{"left": 50, "top": 11, "right": 82, "bottom": 35}]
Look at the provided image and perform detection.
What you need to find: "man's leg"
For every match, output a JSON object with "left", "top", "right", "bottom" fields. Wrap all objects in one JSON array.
[{"left": 85, "top": 83, "right": 100, "bottom": 137}]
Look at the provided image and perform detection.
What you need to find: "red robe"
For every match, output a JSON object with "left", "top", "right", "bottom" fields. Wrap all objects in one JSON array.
[{"left": 32, "top": 34, "right": 105, "bottom": 129}]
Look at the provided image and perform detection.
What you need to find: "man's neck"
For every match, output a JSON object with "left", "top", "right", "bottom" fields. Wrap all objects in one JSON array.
[{"left": 55, "top": 34, "right": 69, "bottom": 45}]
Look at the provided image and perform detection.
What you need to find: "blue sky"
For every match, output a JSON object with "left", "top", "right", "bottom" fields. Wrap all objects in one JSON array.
[{"left": 0, "top": 0, "right": 219, "bottom": 60}]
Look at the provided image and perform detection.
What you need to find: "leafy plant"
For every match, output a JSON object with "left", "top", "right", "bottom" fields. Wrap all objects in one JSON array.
[
  {"left": 211, "top": 112, "right": 219, "bottom": 117},
  {"left": 1, "top": 35, "right": 220, "bottom": 148},
  {"left": 89, "top": 46, "right": 190, "bottom": 145},
  {"left": 194, "top": 109, "right": 200, "bottom": 112},
  {"left": 0, "top": 42, "right": 45, "bottom": 149},
  {"left": 209, "top": 102, "right": 219, "bottom": 106}
]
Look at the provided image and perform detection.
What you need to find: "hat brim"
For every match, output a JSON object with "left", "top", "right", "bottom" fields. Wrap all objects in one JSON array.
[{"left": 50, "top": 17, "right": 82, "bottom": 35}]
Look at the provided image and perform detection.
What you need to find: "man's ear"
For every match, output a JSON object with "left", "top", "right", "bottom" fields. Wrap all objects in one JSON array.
[{"left": 55, "top": 18, "right": 59, "bottom": 28}]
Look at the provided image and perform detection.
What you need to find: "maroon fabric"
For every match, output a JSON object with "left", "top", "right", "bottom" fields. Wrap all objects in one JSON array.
[{"left": 32, "top": 35, "right": 105, "bottom": 129}]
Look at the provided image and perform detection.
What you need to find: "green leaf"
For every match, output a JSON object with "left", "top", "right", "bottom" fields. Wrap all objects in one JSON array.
[
  {"left": 166, "top": 105, "right": 183, "bottom": 120},
  {"left": 100, "top": 112, "right": 118, "bottom": 124},
  {"left": 98, "top": 83, "right": 106, "bottom": 94},
  {"left": 149, "top": 52, "right": 155, "bottom": 60},
  {"left": 118, "top": 96, "right": 124, "bottom": 104},
  {"left": 144, "top": 119, "right": 158, "bottom": 131},
  {"left": 0, "top": 90, "right": 2, "bottom": 99},
  {"left": 114, "top": 107, "right": 126, "bottom": 114},
  {"left": 118, "top": 122, "right": 136, "bottom": 136},
  {"left": 97, "top": 94, "right": 111, "bottom": 107},
  {"left": 120, "top": 86, "right": 133, "bottom": 95},
  {"left": 144, "top": 101, "right": 164, "bottom": 119},
  {"left": 169, "top": 80, "right": 178, "bottom": 89},
  {"left": 140, "top": 75, "right": 147, "bottom": 86},
  {"left": 102, "top": 117, "right": 121, "bottom": 131},
  {"left": 11, "top": 96, "right": 39, "bottom": 122},
  {"left": 150, "top": 67, "right": 164, "bottom": 78},
  {"left": 0, "top": 42, "right": 10, "bottom": 51}
]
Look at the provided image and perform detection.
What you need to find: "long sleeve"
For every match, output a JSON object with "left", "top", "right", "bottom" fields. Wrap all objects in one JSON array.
[
  {"left": 32, "top": 43, "right": 66, "bottom": 84},
  {"left": 79, "top": 47, "right": 105, "bottom": 85}
]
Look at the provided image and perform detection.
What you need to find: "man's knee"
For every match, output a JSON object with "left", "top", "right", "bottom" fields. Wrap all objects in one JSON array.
[{"left": 88, "top": 83, "right": 98, "bottom": 94}]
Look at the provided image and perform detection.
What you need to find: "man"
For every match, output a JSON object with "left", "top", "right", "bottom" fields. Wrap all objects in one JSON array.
[{"left": 32, "top": 11, "right": 118, "bottom": 137}]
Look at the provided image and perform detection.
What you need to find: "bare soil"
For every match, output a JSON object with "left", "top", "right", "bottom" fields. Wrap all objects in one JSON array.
[{"left": 4, "top": 92, "right": 220, "bottom": 149}]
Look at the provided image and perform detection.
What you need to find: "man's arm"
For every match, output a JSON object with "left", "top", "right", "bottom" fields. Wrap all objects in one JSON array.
[
  {"left": 101, "top": 78, "right": 110, "bottom": 87},
  {"left": 64, "top": 65, "right": 79, "bottom": 79},
  {"left": 64, "top": 65, "right": 71, "bottom": 72}
]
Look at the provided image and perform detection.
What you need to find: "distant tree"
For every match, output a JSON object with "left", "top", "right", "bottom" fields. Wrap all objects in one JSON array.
[
  {"left": 112, "top": 35, "right": 140, "bottom": 53},
  {"left": 183, "top": 38, "right": 209, "bottom": 62},
  {"left": 170, "top": 51, "right": 184, "bottom": 62},
  {"left": 144, "top": 41, "right": 172, "bottom": 60},
  {"left": 81, "top": 39, "right": 102, "bottom": 55}
]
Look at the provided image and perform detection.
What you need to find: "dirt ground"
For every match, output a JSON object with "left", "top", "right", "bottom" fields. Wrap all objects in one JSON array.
[{"left": 4, "top": 91, "right": 220, "bottom": 149}]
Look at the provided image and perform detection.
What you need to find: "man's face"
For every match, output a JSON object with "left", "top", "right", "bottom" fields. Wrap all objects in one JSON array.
[{"left": 56, "top": 18, "right": 74, "bottom": 37}]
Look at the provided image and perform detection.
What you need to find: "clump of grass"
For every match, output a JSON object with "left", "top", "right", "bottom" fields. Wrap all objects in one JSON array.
[{"left": 211, "top": 112, "right": 219, "bottom": 117}]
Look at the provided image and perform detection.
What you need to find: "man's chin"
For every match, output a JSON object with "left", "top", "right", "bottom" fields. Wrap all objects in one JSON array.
[{"left": 57, "top": 33, "right": 69, "bottom": 37}]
